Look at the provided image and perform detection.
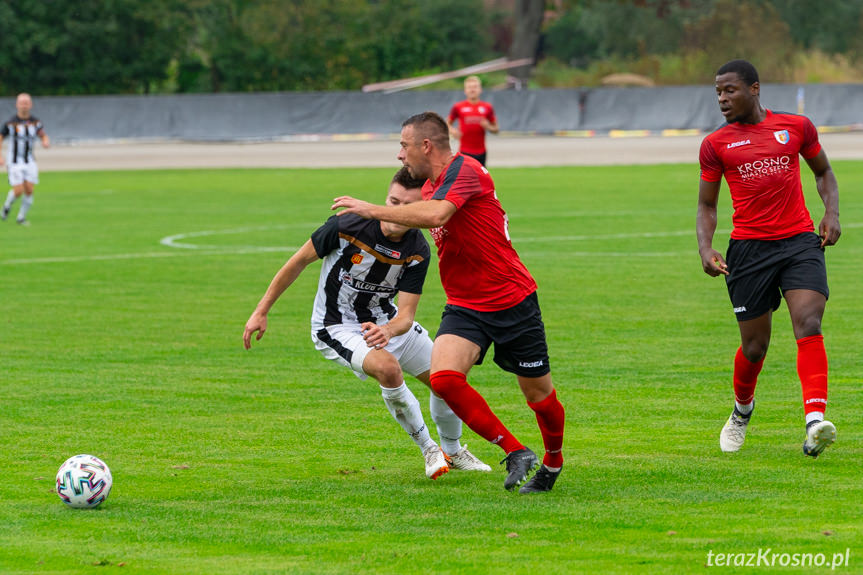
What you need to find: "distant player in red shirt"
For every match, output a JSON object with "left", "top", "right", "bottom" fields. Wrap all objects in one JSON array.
[
  {"left": 447, "top": 76, "right": 498, "bottom": 166},
  {"left": 697, "top": 60, "right": 841, "bottom": 458},
  {"left": 332, "top": 112, "right": 565, "bottom": 494}
]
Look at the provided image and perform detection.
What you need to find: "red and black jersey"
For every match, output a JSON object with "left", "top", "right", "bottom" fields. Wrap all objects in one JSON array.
[
  {"left": 448, "top": 100, "right": 496, "bottom": 155},
  {"left": 699, "top": 109, "right": 821, "bottom": 240},
  {"left": 422, "top": 153, "right": 537, "bottom": 312}
]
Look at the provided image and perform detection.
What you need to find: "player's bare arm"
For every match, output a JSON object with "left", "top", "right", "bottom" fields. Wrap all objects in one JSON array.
[
  {"left": 361, "top": 291, "right": 422, "bottom": 349},
  {"left": 332, "top": 196, "right": 456, "bottom": 229},
  {"left": 697, "top": 178, "right": 729, "bottom": 276},
  {"left": 446, "top": 120, "right": 461, "bottom": 140},
  {"left": 243, "top": 240, "right": 319, "bottom": 349},
  {"left": 805, "top": 150, "right": 840, "bottom": 248},
  {"left": 0, "top": 135, "right": 4, "bottom": 167},
  {"left": 39, "top": 130, "right": 50, "bottom": 148}
]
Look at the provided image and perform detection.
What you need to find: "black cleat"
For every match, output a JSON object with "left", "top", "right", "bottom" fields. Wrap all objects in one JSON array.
[
  {"left": 519, "top": 464, "right": 561, "bottom": 494},
  {"left": 1, "top": 205, "right": 8, "bottom": 221},
  {"left": 501, "top": 447, "right": 538, "bottom": 491}
]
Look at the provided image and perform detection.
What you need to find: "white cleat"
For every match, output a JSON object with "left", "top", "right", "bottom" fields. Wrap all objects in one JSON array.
[
  {"left": 447, "top": 444, "right": 492, "bottom": 471},
  {"left": 720, "top": 408, "right": 752, "bottom": 453},
  {"left": 803, "top": 420, "right": 836, "bottom": 458},
  {"left": 423, "top": 446, "right": 450, "bottom": 480}
]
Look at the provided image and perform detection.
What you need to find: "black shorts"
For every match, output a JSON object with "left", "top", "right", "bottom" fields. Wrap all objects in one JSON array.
[
  {"left": 725, "top": 231, "right": 829, "bottom": 322},
  {"left": 435, "top": 292, "right": 551, "bottom": 377},
  {"left": 461, "top": 151, "right": 487, "bottom": 166}
]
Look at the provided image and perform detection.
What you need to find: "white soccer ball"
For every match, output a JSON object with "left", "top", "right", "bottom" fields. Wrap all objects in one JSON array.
[{"left": 56, "top": 454, "right": 113, "bottom": 509}]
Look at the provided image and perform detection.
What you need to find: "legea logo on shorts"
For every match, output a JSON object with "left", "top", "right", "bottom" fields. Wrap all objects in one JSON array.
[
  {"left": 734, "top": 306, "right": 747, "bottom": 313},
  {"left": 519, "top": 360, "right": 545, "bottom": 368},
  {"left": 735, "top": 155, "right": 792, "bottom": 180}
]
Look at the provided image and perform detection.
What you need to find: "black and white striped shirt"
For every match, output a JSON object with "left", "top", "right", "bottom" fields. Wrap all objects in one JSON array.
[
  {"left": 310, "top": 214, "right": 430, "bottom": 329},
  {"left": 1, "top": 115, "right": 44, "bottom": 164}
]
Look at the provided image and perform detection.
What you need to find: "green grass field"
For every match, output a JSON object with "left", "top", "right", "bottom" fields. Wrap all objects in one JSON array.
[{"left": 1, "top": 162, "right": 861, "bottom": 574}]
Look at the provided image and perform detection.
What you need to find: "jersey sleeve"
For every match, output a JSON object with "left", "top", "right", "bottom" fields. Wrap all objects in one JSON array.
[
  {"left": 430, "top": 156, "right": 480, "bottom": 209},
  {"left": 396, "top": 255, "right": 429, "bottom": 295},
  {"left": 0, "top": 122, "right": 8, "bottom": 137},
  {"left": 699, "top": 137, "right": 723, "bottom": 182},
  {"left": 396, "top": 233, "right": 430, "bottom": 294},
  {"left": 799, "top": 116, "right": 822, "bottom": 159},
  {"left": 310, "top": 216, "right": 340, "bottom": 258}
]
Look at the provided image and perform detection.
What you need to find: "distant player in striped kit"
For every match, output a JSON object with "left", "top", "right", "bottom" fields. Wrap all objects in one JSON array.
[
  {"left": 1, "top": 93, "right": 50, "bottom": 226},
  {"left": 332, "top": 112, "right": 566, "bottom": 494},
  {"left": 697, "top": 60, "right": 841, "bottom": 457},
  {"left": 243, "top": 168, "right": 491, "bottom": 480}
]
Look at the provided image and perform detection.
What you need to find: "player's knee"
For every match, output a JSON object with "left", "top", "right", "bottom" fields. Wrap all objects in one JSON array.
[
  {"left": 793, "top": 315, "right": 822, "bottom": 339},
  {"left": 367, "top": 354, "right": 403, "bottom": 388},
  {"left": 741, "top": 340, "right": 768, "bottom": 363}
]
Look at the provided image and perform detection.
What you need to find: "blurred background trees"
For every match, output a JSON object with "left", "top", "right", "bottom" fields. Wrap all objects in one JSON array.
[{"left": 0, "top": 0, "right": 861, "bottom": 96}]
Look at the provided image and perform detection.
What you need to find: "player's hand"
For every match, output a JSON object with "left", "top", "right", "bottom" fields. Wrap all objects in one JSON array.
[
  {"left": 331, "top": 196, "right": 375, "bottom": 219},
  {"left": 699, "top": 248, "right": 729, "bottom": 277},
  {"left": 361, "top": 322, "right": 392, "bottom": 350},
  {"left": 243, "top": 312, "right": 267, "bottom": 349},
  {"left": 818, "top": 213, "right": 841, "bottom": 248},
  {"left": 450, "top": 128, "right": 462, "bottom": 140}
]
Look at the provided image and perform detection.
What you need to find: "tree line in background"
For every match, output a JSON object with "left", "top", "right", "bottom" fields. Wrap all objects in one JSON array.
[{"left": 1, "top": 0, "right": 862, "bottom": 97}]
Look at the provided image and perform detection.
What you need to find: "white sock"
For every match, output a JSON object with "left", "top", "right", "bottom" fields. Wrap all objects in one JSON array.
[
  {"left": 380, "top": 383, "right": 435, "bottom": 452},
  {"left": 735, "top": 400, "right": 753, "bottom": 416},
  {"left": 3, "top": 190, "right": 15, "bottom": 209},
  {"left": 17, "top": 194, "right": 33, "bottom": 220},
  {"left": 429, "top": 391, "right": 462, "bottom": 455},
  {"left": 806, "top": 411, "right": 824, "bottom": 427}
]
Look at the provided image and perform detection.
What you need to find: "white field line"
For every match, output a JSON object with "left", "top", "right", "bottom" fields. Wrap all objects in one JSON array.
[{"left": 3, "top": 223, "right": 859, "bottom": 266}]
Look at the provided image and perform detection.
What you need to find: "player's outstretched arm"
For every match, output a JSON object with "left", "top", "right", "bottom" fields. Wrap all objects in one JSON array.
[
  {"left": 697, "top": 179, "right": 729, "bottom": 276},
  {"left": 243, "top": 239, "right": 319, "bottom": 349},
  {"left": 331, "top": 196, "right": 456, "bottom": 229},
  {"left": 805, "top": 150, "right": 840, "bottom": 247},
  {"left": 361, "top": 291, "right": 422, "bottom": 350}
]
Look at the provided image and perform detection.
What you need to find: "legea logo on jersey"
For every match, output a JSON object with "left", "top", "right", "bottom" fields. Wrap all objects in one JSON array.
[
  {"left": 736, "top": 155, "right": 792, "bottom": 179},
  {"left": 774, "top": 130, "right": 790, "bottom": 144},
  {"left": 727, "top": 139, "right": 751, "bottom": 149}
]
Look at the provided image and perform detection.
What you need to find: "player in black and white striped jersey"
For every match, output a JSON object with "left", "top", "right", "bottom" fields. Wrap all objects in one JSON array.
[
  {"left": 1, "top": 93, "right": 50, "bottom": 226},
  {"left": 243, "top": 167, "right": 491, "bottom": 479}
]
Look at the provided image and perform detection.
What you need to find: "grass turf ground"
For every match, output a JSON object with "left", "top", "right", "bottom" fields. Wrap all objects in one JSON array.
[{"left": 1, "top": 163, "right": 861, "bottom": 574}]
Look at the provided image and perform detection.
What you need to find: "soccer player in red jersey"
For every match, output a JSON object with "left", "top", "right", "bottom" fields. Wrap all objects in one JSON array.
[
  {"left": 697, "top": 60, "right": 841, "bottom": 458},
  {"left": 332, "top": 112, "right": 565, "bottom": 493},
  {"left": 447, "top": 76, "right": 498, "bottom": 166}
]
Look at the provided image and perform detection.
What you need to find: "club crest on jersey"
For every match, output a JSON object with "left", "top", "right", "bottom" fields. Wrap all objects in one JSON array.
[
  {"left": 351, "top": 253, "right": 364, "bottom": 265},
  {"left": 374, "top": 244, "right": 401, "bottom": 259},
  {"left": 773, "top": 130, "right": 790, "bottom": 144}
]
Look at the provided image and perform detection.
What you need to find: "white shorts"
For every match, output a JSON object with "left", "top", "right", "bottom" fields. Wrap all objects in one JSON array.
[
  {"left": 311, "top": 321, "right": 433, "bottom": 380},
  {"left": 7, "top": 162, "right": 39, "bottom": 186}
]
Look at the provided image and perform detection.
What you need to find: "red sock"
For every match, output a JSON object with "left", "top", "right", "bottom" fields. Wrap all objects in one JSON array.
[
  {"left": 527, "top": 388, "right": 565, "bottom": 468},
  {"left": 733, "top": 347, "right": 763, "bottom": 405},
  {"left": 429, "top": 370, "right": 524, "bottom": 454},
  {"left": 797, "top": 334, "right": 828, "bottom": 415}
]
